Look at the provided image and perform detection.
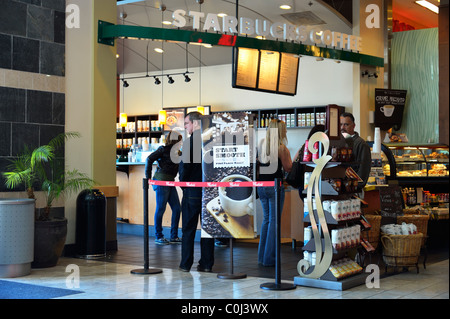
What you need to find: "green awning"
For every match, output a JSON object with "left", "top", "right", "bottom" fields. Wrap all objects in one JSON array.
[{"left": 98, "top": 20, "right": 384, "bottom": 67}]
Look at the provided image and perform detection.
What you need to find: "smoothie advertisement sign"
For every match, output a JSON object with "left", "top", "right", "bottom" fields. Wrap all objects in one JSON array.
[{"left": 200, "top": 112, "right": 256, "bottom": 239}]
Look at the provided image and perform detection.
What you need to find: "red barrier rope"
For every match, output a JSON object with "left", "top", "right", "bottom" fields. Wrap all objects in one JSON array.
[{"left": 148, "top": 180, "right": 275, "bottom": 187}]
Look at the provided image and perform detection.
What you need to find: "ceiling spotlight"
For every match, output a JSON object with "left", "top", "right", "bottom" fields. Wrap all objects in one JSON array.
[
  {"left": 167, "top": 75, "right": 174, "bottom": 84},
  {"left": 123, "top": 80, "right": 129, "bottom": 87},
  {"left": 154, "top": 48, "right": 164, "bottom": 53},
  {"left": 184, "top": 74, "right": 191, "bottom": 82},
  {"left": 154, "top": 77, "right": 161, "bottom": 85},
  {"left": 280, "top": 5, "right": 291, "bottom": 10}
]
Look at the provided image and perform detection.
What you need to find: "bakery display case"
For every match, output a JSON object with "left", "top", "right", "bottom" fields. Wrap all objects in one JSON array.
[{"left": 379, "top": 144, "right": 449, "bottom": 190}]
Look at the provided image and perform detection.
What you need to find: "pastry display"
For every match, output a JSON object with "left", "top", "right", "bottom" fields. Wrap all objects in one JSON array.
[
  {"left": 383, "top": 164, "right": 390, "bottom": 176},
  {"left": 384, "top": 145, "right": 448, "bottom": 178},
  {"left": 425, "top": 151, "right": 449, "bottom": 160},
  {"left": 397, "top": 169, "right": 428, "bottom": 177},
  {"left": 429, "top": 163, "right": 449, "bottom": 176}
]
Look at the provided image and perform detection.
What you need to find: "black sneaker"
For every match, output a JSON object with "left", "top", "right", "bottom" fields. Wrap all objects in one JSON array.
[{"left": 170, "top": 237, "right": 182, "bottom": 244}]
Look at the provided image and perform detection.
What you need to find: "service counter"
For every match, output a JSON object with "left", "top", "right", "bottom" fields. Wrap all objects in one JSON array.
[
  {"left": 116, "top": 162, "right": 304, "bottom": 242},
  {"left": 116, "top": 162, "right": 182, "bottom": 228}
]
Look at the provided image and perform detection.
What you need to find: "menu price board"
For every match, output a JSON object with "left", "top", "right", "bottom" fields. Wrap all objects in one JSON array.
[
  {"left": 374, "top": 89, "right": 407, "bottom": 131},
  {"left": 233, "top": 48, "right": 299, "bottom": 96},
  {"left": 258, "top": 51, "right": 280, "bottom": 91},
  {"left": 278, "top": 53, "right": 299, "bottom": 94},
  {"left": 235, "top": 48, "right": 259, "bottom": 88},
  {"left": 378, "top": 185, "right": 404, "bottom": 218}
]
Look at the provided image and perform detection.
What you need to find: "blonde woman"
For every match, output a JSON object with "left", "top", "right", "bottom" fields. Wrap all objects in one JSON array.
[{"left": 257, "top": 119, "right": 293, "bottom": 266}]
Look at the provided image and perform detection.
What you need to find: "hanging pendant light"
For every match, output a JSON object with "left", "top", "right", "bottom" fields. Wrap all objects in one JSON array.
[
  {"left": 196, "top": 106, "right": 205, "bottom": 115},
  {"left": 120, "top": 112, "right": 128, "bottom": 127},
  {"left": 159, "top": 110, "right": 167, "bottom": 124},
  {"left": 120, "top": 12, "right": 128, "bottom": 128}
]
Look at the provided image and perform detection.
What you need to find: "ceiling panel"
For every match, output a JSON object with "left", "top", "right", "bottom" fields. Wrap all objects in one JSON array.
[{"left": 116, "top": 0, "right": 440, "bottom": 75}]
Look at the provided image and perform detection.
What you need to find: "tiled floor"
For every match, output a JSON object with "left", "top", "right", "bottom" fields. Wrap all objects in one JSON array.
[{"left": 1, "top": 233, "right": 448, "bottom": 300}]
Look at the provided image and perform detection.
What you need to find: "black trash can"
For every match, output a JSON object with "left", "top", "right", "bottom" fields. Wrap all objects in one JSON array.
[{"left": 76, "top": 189, "right": 107, "bottom": 259}]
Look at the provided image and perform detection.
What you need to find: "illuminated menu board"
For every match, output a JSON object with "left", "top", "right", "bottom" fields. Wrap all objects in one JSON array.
[
  {"left": 235, "top": 48, "right": 259, "bottom": 88},
  {"left": 258, "top": 51, "right": 280, "bottom": 91},
  {"left": 278, "top": 53, "right": 299, "bottom": 94},
  {"left": 233, "top": 48, "right": 299, "bottom": 96}
]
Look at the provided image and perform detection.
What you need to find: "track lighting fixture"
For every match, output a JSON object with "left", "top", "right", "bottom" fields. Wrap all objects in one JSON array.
[
  {"left": 122, "top": 72, "right": 193, "bottom": 85},
  {"left": 362, "top": 70, "right": 378, "bottom": 78}
]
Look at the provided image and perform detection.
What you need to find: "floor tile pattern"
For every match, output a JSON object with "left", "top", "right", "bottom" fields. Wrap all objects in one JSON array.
[{"left": 2, "top": 234, "right": 448, "bottom": 300}]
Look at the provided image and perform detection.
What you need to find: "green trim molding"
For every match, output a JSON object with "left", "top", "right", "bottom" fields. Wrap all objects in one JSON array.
[{"left": 98, "top": 20, "right": 384, "bottom": 67}]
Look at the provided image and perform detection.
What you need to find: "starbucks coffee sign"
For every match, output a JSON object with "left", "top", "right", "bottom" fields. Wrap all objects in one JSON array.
[{"left": 172, "top": 9, "right": 362, "bottom": 52}]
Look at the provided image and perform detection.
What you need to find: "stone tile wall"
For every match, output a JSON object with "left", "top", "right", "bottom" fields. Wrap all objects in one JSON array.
[{"left": 0, "top": 0, "right": 66, "bottom": 192}]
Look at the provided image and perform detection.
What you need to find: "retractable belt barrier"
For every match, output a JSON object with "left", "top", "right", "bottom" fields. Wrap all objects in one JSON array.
[
  {"left": 148, "top": 180, "right": 275, "bottom": 187},
  {"left": 135, "top": 177, "right": 294, "bottom": 290}
]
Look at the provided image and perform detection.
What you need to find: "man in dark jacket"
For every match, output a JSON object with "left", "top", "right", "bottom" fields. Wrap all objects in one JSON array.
[
  {"left": 178, "top": 111, "right": 214, "bottom": 272},
  {"left": 340, "top": 112, "right": 371, "bottom": 190}
]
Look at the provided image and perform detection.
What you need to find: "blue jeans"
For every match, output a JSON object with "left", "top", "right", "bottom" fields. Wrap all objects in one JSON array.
[
  {"left": 153, "top": 185, "right": 181, "bottom": 239},
  {"left": 179, "top": 188, "right": 214, "bottom": 270},
  {"left": 257, "top": 186, "right": 285, "bottom": 266}
]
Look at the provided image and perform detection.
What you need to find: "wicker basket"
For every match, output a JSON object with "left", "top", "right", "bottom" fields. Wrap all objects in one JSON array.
[
  {"left": 361, "top": 214, "right": 382, "bottom": 249},
  {"left": 397, "top": 214, "right": 429, "bottom": 247},
  {"left": 381, "top": 232, "right": 423, "bottom": 266}
]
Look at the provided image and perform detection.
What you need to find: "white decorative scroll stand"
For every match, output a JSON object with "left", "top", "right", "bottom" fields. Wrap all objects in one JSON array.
[
  {"left": 294, "top": 132, "right": 369, "bottom": 290},
  {"left": 297, "top": 132, "right": 333, "bottom": 279}
]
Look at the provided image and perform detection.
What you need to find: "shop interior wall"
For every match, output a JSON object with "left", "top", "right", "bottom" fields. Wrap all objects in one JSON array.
[
  {"left": 120, "top": 55, "right": 355, "bottom": 156},
  {"left": 391, "top": 28, "right": 439, "bottom": 144}
]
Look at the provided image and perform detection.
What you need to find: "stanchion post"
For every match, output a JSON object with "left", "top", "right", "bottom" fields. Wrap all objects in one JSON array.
[
  {"left": 260, "top": 178, "right": 296, "bottom": 290},
  {"left": 131, "top": 178, "right": 163, "bottom": 275},
  {"left": 217, "top": 238, "right": 247, "bottom": 279}
]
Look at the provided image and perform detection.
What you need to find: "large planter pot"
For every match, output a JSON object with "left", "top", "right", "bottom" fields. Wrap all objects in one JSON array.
[
  {"left": 32, "top": 217, "right": 67, "bottom": 268},
  {"left": 0, "top": 198, "right": 35, "bottom": 278}
]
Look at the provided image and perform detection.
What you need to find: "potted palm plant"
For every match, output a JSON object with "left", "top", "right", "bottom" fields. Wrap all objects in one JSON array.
[{"left": 3, "top": 132, "right": 95, "bottom": 268}]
